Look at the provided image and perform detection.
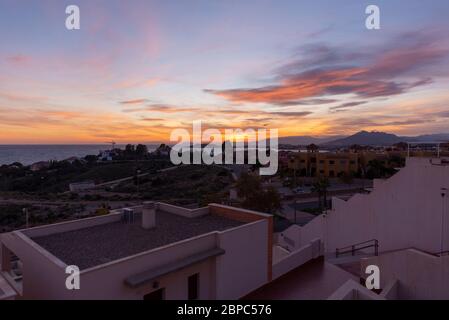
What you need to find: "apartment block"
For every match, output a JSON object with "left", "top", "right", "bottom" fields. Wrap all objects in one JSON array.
[{"left": 288, "top": 151, "right": 359, "bottom": 177}]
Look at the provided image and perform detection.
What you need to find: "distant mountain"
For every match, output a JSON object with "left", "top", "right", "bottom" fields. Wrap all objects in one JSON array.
[
  {"left": 279, "top": 135, "right": 344, "bottom": 146},
  {"left": 412, "top": 133, "right": 449, "bottom": 142},
  {"left": 324, "top": 131, "right": 402, "bottom": 146},
  {"left": 323, "top": 131, "right": 449, "bottom": 147}
]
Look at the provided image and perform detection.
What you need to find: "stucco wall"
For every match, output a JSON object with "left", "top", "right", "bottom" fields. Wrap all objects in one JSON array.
[
  {"left": 361, "top": 249, "right": 449, "bottom": 299},
  {"left": 157, "top": 202, "right": 209, "bottom": 218},
  {"left": 215, "top": 220, "right": 269, "bottom": 299},
  {"left": 272, "top": 238, "right": 322, "bottom": 280},
  {"left": 209, "top": 204, "right": 273, "bottom": 281},
  {"left": 1, "top": 231, "right": 68, "bottom": 299},
  {"left": 295, "top": 158, "right": 449, "bottom": 255}
]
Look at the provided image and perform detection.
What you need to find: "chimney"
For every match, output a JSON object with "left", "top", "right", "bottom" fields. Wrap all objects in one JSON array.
[{"left": 142, "top": 201, "right": 156, "bottom": 229}]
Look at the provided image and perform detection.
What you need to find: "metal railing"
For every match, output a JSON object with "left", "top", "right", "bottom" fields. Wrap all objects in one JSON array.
[
  {"left": 336, "top": 239, "right": 379, "bottom": 258},
  {"left": 433, "top": 250, "right": 449, "bottom": 257}
]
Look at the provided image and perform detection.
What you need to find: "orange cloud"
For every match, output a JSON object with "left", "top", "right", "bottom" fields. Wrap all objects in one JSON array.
[{"left": 206, "top": 31, "right": 448, "bottom": 105}]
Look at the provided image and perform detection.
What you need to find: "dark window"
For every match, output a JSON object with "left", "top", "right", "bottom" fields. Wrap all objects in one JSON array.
[
  {"left": 329, "top": 160, "right": 335, "bottom": 165},
  {"left": 188, "top": 273, "right": 199, "bottom": 300},
  {"left": 300, "top": 159, "right": 305, "bottom": 163},
  {"left": 144, "top": 288, "right": 165, "bottom": 300},
  {"left": 350, "top": 160, "right": 356, "bottom": 165},
  {"left": 319, "top": 160, "right": 325, "bottom": 164}
]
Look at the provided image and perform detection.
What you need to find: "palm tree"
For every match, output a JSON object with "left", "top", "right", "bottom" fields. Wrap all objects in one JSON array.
[{"left": 311, "top": 177, "right": 330, "bottom": 212}]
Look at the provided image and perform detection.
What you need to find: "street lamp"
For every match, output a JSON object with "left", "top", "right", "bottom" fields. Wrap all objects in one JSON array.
[
  {"left": 440, "top": 188, "right": 448, "bottom": 254},
  {"left": 22, "top": 208, "right": 29, "bottom": 229}
]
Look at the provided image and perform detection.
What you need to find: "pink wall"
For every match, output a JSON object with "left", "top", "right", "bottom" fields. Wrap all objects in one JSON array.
[
  {"left": 294, "top": 158, "right": 449, "bottom": 255},
  {"left": 361, "top": 249, "right": 449, "bottom": 299},
  {"left": 215, "top": 220, "right": 269, "bottom": 299}
]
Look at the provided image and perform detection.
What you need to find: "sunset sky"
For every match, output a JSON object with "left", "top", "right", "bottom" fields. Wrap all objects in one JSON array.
[{"left": 1, "top": 0, "right": 449, "bottom": 144}]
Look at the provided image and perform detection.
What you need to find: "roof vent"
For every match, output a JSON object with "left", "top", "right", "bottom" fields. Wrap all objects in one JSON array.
[
  {"left": 122, "top": 208, "right": 135, "bottom": 224},
  {"left": 142, "top": 202, "right": 157, "bottom": 229}
]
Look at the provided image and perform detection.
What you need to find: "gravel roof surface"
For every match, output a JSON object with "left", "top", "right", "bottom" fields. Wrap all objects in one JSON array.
[{"left": 32, "top": 211, "right": 244, "bottom": 269}]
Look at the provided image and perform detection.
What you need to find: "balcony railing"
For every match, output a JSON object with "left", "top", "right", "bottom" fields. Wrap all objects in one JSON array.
[{"left": 336, "top": 239, "right": 379, "bottom": 258}]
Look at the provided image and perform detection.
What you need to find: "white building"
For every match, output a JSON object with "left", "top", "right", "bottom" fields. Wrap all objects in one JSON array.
[
  {"left": 69, "top": 181, "right": 96, "bottom": 192},
  {"left": 1, "top": 202, "right": 323, "bottom": 300},
  {"left": 2, "top": 157, "right": 449, "bottom": 300},
  {"left": 268, "top": 157, "right": 449, "bottom": 300}
]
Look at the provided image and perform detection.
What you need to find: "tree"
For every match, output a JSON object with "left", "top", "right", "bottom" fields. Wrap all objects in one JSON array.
[
  {"left": 135, "top": 144, "right": 149, "bottom": 157},
  {"left": 235, "top": 173, "right": 281, "bottom": 214},
  {"left": 125, "top": 144, "right": 135, "bottom": 154},
  {"left": 350, "top": 144, "right": 365, "bottom": 152},
  {"left": 235, "top": 172, "right": 262, "bottom": 199},
  {"left": 366, "top": 159, "right": 397, "bottom": 179},
  {"left": 393, "top": 142, "right": 408, "bottom": 151},
  {"left": 306, "top": 144, "right": 319, "bottom": 153},
  {"left": 311, "top": 177, "right": 330, "bottom": 212},
  {"left": 242, "top": 186, "right": 281, "bottom": 214},
  {"left": 84, "top": 155, "right": 98, "bottom": 163},
  {"left": 339, "top": 171, "right": 354, "bottom": 185}
]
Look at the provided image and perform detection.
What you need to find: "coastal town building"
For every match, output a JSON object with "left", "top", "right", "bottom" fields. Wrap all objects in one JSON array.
[
  {"left": 1, "top": 156, "right": 449, "bottom": 300},
  {"left": 269, "top": 156, "right": 449, "bottom": 299},
  {"left": 288, "top": 151, "right": 359, "bottom": 177},
  {"left": 29, "top": 161, "right": 51, "bottom": 172},
  {"left": 69, "top": 181, "right": 96, "bottom": 192},
  {"left": 1, "top": 203, "right": 308, "bottom": 299}
]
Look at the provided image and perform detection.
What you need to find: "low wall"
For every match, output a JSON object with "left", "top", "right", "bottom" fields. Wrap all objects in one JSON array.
[
  {"left": 327, "top": 279, "right": 384, "bottom": 300},
  {"left": 361, "top": 249, "right": 449, "bottom": 299},
  {"left": 21, "top": 213, "right": 122, "bottom": 238},
  {"left": 272, "top": 238, "right": 322, "bottom": 280},
  {"left": 157, "top": 202, "right": 209, "bottom": 218}
]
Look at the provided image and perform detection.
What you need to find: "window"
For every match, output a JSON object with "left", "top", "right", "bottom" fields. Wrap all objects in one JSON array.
[
  {"left": 319, "top": 160, "right": 325, "bottom": 164},
  {"left": 188, "top": 273, "right": 199, "bottom": 300},
  {"left": 329, "top": 160, "right": 335, "bottom": 165},
  {"left": 350, "top": 160, "right": 356, "bottom": 165}
]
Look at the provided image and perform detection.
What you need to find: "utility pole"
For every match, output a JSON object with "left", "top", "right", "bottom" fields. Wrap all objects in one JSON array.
[
  {"left": 294, "top": 198, "right": 297, "bottom": 224},
  {"left": 441, "top": 188, "right": 448, "bottom": 254},
  {"left": 23, "top": 208, "right": 29, "bottom": 228}
]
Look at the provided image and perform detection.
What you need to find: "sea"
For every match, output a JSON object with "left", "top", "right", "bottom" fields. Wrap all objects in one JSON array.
[{"left": 0, "top": 145, "right": 159, "bottom": 166}]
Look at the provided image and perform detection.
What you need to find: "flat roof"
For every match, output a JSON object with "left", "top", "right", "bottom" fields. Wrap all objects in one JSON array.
[
  {"left": 243, "top": 258, "right": 357, "bottom": 300},
  {"left": 31, "top": 211, "right": 244, "bottom": 270}
]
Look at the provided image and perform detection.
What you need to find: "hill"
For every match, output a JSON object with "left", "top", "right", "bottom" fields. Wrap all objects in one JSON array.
[
  {"left": 323, "top": 131, "right": 449, "bottom": 147},
  {"left": 323, "top": 131, "right": 403, "bottom": 146}
]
